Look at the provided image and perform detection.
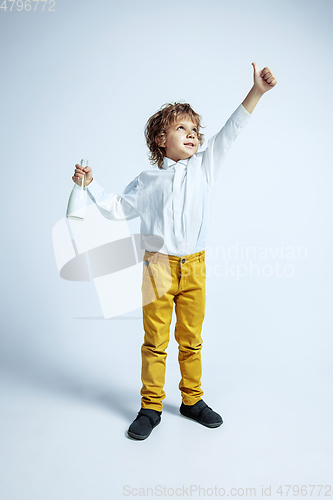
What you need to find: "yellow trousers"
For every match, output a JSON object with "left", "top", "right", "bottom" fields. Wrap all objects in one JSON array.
[{"left": 140, "top": 249, "right": 206, "bottom": 411}]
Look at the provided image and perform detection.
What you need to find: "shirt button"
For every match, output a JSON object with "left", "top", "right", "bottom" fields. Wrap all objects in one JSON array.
[{"left": 182, "top": 258, "right": 185, "bottom": 264}]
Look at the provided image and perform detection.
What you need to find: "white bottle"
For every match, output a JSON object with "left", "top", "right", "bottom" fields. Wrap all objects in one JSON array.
[{"left": 66, "top": 159, "right": 89, "bottom": 221}]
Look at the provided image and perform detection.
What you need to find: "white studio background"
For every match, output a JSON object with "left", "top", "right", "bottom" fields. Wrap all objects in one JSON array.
[{"left": 1, "top": 0, "right": 333, "bottom": 498}]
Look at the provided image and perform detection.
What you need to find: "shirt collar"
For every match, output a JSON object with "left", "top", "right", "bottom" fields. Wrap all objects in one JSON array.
[{"left": 162, "top": 156, "right": 191, "bottom": 170}]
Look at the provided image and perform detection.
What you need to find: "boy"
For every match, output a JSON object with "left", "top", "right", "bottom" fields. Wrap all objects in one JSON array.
[{"left": 72, "top": 62, "right": 277, "bottom": 440}]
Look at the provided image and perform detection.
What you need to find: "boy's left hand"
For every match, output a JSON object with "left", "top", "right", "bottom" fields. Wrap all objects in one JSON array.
[{"left": 252, "top": 62, "right": 277, "bottom": 94}]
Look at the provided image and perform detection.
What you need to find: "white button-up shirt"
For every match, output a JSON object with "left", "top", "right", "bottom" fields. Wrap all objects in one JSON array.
[{"left": 87, "top": 103, "right": 251, "bottom": 257}]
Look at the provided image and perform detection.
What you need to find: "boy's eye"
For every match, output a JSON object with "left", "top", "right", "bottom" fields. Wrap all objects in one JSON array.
[{"left": 177, "top": 126, "right": 198, "bottom": 133}]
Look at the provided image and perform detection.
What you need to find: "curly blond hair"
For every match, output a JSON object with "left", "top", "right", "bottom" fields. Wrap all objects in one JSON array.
[{"left": 144, "top": 101, "right": 205, "bottom": 169}]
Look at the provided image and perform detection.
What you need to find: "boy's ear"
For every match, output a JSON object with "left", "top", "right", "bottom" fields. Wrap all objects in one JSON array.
[{"left": 155, "top": 136, "right": 165, "bottom": 148}]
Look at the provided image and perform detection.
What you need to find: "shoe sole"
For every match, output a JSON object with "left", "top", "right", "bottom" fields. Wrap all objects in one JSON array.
[
  {"left": 180, "top": 409, "right": 223, "bottom": 428},
  {"left": 127, "top": 430, "right": 151, "bottom": 440},
  {"left": 127, "top": 420, "right": 160, "bottom": 440}
]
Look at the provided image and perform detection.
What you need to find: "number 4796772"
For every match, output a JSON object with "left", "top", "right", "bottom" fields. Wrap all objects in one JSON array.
[{"left": 0, "top": 0, "right": 55, "bottom": 11}]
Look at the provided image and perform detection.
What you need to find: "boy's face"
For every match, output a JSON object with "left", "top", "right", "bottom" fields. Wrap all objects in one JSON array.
[{"left": 157, "top": 117, "right": 199, "bottom": 163}]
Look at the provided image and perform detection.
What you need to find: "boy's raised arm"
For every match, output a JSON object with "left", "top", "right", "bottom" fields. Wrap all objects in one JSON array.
[
  {"left": 200, "top": 62, "right": 277, "bottom": 190},
  {"left": 200, "top": 103, "right": 252, "bottom": 190}
]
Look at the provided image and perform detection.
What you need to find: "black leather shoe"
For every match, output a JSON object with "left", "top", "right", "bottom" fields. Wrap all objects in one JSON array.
[
  {"left": 127, "top": 408, "right": 162, "bottom": 440},
  {"left": 180, "top": 399, "right": 223, "bottom": 428}
]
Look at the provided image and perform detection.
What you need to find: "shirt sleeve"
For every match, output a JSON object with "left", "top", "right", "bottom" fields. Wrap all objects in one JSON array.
[
  {"left": 201, "top": 103, "right": 252, "bottom": 190},
  {"left": 87, "top": 174, "right": 141, "bottom": 221}
]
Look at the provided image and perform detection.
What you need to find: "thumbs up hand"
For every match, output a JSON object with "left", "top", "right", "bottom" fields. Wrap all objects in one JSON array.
[{"left": 252, "top": 62, "right": 277, "bottom": 94}]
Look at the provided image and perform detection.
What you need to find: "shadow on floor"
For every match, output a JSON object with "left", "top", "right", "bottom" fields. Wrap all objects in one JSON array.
[
  {"left": 2, "top": 360, "right": 182, "bottom": 423},
  {"left": 2, "top": 361, "right": 138, "bottom": 422}
]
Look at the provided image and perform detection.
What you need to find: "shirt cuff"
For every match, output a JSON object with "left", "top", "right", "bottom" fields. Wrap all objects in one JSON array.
[
  {"left": 239, "top": 103, "right": 252, "bottom": 119},
  {"left": 86, "top": 179, "right": 106, "bottom": 200}
]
